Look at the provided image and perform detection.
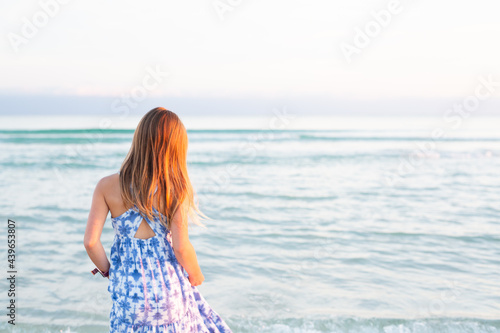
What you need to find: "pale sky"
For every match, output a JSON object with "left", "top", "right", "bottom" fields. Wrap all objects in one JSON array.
[{"left": 1, "top": 0, "right": 500, "bottom": 114}]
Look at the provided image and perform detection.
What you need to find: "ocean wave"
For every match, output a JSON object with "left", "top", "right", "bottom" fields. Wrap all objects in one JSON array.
[
  {"left": 2, "top": 316, "right": 498, "bottom": 333},
  {"left": 226, "top": 316, "right": 500, "bottom": 333}
]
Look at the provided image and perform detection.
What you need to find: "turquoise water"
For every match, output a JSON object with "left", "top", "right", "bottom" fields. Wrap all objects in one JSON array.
[{"left": 0, "top": 116, "right": 499, "bottom": 332}]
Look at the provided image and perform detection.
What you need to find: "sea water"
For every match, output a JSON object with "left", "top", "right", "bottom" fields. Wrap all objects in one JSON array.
[{"left": 0, "top": 115, "right": 499, "bottom": 333}]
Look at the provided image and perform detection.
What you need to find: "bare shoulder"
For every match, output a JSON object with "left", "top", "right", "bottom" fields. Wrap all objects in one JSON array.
[
  {"left": 95, "top": 173, "right": 120, "bottom": 193},
  {"left": 94, "top": 173, "right": 121, "bottom": 206},
  {"left": 95, "top": 172, "right": 126, "bottom": 217}
]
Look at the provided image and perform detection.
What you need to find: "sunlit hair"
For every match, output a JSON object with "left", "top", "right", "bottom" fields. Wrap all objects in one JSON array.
[{"left": 119, "top": 107, "right": 208, "bottom": 230}]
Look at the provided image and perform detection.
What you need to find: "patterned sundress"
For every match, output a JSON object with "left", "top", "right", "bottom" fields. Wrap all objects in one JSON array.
[{"left": 107, "top": 204, "right": 232, "bottom": 333}]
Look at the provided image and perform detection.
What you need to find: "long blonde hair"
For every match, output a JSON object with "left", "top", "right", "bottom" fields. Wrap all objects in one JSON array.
[{"left": 119, "top": 107, "right": 208, "bottom": 230}]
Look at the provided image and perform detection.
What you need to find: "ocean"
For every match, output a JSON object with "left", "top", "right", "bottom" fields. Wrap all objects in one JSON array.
[{"left": 0, "top": 114, "right": 499, "bottom": 333}]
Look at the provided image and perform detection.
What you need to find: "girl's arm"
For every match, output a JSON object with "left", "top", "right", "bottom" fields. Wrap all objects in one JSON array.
[
  {"left": 170, "top": 199, "right": 204, "bottom": 287},
  {"left": 83, "top": 178, "right": 111, "bottom": 277}
]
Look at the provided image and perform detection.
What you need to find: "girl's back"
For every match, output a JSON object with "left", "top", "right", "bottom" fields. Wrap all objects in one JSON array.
[{"left": 99, "top": 173, "right": 156, "bottom": 239}]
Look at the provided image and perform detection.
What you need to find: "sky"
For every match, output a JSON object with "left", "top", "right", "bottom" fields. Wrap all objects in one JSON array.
[{"left": 1, "top": 0, "right": 500, "bottom": 115}]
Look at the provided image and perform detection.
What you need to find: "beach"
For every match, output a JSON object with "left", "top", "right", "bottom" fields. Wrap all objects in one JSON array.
[{"left": 0, "top": 115, "right": 499, "bottom": 333}]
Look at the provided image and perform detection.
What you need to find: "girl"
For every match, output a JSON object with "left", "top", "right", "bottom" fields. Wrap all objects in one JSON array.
[{"left": 84, "top": 107, "right": 232, "bottom": 332}]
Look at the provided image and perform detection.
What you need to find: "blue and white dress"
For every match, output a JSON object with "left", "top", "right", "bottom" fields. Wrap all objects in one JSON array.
[{"left": 107, "top": 204, "right": 232, "bottom": 332}]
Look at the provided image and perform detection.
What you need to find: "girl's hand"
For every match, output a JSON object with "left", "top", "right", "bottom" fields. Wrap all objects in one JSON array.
[{"left": 189, "top": 272, "right": 204, "bottom": 287}]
